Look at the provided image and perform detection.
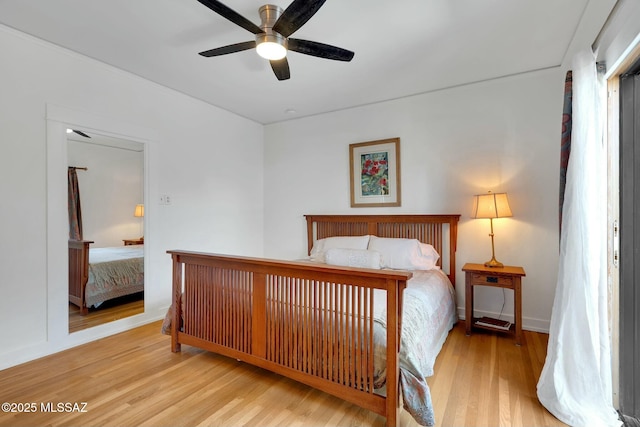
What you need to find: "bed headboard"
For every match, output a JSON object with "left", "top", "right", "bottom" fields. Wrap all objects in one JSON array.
[{"left": 305, "top": 214, "right": 461, "bottom": 286}]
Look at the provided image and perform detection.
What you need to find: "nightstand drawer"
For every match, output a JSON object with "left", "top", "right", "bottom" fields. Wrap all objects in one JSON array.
[{"left": 471, "top": 273, "right": 513, "bottom": 287}]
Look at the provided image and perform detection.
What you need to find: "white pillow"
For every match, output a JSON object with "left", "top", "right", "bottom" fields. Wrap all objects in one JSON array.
[
  {"left": 419, "top": 243, "right": 440, "bottom": 265},
  {"left": 309, "top": 235, "right": 370, "bottom": 263},
  {"left": 324, "top": 248, "right": 382, "bottom": 269},
  {"left": 368, "top": 236, "right": 440, "bottom": 270}
]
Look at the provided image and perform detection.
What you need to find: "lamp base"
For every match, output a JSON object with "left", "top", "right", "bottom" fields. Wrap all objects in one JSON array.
[{"left": 484, "top": 257, "right": 504, "bottom": 268}]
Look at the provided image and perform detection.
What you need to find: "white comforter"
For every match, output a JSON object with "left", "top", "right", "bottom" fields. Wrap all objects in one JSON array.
[
  {"left": 372, "top": 268, "right": 457, "bottom": 426},
  {"left": 89, "top": 244, "right": 143, "bottom": 263}
]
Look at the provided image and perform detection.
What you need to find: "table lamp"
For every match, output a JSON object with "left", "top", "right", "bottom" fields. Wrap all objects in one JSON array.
[
  {"left": 472, "top": 191, "right": 512, "bottom": 267},
  {"left": 134, "top": 204, "right": 144, "bottom": 240}
]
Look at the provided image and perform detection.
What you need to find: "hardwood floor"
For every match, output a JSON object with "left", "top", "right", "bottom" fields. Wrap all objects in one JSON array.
[
  {"left": 0, "top": 321, "right": 566, "bottom": 427},
  {"left": 428, "top": 324, "right": 564, "bottom": 427},
  {"left": 68, "top": 293, "right": 144, "bottom": 333}
]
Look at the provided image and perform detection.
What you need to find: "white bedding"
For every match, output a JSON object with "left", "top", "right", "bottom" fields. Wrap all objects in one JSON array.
[
  {"left": 371, "top": 268, "right": 457, "bottom": 426},
  {"left": 85, "top": 245, "right": 144, "bottom": 307},
  {"left": 89, "top": 244, "right": 143, "bottom": 263}
]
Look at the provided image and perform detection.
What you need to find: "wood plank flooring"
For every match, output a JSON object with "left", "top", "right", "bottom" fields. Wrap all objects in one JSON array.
[
  {"left": 68, "top": 293, "right": 144, "bottom": 333},
  {"left": 0, "top": 321, "right": 566, "bottom": 427}
]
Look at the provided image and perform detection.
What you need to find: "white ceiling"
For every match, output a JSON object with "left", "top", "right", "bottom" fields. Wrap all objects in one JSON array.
[{"left": 0, "top": 0, "right": 589, "bottom": 124}]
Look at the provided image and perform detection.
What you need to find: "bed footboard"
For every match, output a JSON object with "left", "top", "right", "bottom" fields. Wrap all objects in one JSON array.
[
  {"left": 168, "top": 250, "right": 412, "bottom": 427},
  {"left": 69, "top": 239, "right": 93, "bottom": 315}
]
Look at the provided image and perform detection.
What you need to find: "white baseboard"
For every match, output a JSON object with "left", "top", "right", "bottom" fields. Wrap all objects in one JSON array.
[{"left": 0, "top": 307, "right": 168, "bottom": 371}]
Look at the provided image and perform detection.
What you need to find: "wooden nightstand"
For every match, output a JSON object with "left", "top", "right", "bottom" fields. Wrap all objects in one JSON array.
[
  {"left": 463, "top": 263, "right": 526, "bottom": 345},
  {"left": 123, "top": 238, "right": 144, "bottom": 246}
]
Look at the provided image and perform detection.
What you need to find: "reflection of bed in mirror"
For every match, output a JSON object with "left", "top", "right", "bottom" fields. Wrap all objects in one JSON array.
[{"left": 68, "top": 240, "right": 144, "bottom": 315}]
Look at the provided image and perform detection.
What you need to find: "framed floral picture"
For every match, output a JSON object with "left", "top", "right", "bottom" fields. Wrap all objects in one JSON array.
[{"left": 349, "top": 138, "right": 401, "bottom": 207}]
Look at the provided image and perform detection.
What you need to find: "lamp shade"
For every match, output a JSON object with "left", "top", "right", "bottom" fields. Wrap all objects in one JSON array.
[
  {"left": 134, "top": 204, "right": 144, "bottom": 218},
  {"left": 472, "top": 192, "right": 512, "bottom": 219}
]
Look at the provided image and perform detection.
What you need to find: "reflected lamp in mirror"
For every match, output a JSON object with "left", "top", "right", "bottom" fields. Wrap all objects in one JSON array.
[
  {"left": 134, "top": 204, "right": 144, "bottom": 241},
  {"left": 471, "top": 192, "right": 512, "bottom": 268}
]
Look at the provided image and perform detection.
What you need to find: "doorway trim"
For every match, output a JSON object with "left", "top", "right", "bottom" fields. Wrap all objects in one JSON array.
[
  {"left": 617, "top": 56, "right": 640, "bottom": 417},
  {"left": 606, "top": 41, "right": 640, "bottom": 414}
]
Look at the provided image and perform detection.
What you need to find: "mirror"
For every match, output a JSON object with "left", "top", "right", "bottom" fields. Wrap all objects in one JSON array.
[{"left": 67, "top": 131, "right": 145, "bottom": 333}]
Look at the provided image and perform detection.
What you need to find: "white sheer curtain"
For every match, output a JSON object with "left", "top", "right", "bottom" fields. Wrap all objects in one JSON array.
[{"left": 536, "top": 48, "right": 621, "bottom": 427}]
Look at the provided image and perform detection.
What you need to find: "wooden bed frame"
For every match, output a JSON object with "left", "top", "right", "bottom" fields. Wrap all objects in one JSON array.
[
  {"left": 168, "top": 214, "right": 460, "bottom": 427},
  {"left": 69, "top": 239, "right": 94, "bottom": 315}
]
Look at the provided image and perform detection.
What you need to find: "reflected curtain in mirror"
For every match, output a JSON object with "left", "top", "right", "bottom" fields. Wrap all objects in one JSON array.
[{"left": 68, "top": 166, "right": 84, "bottom": 240}]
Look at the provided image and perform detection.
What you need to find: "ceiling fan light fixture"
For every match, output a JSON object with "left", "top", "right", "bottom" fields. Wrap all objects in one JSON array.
[
  {"left": 196, "top": 1, "right": 354, "bottom": 80},
  {"left": 256, "top": 33, "right": 287, "bottom": 60}
]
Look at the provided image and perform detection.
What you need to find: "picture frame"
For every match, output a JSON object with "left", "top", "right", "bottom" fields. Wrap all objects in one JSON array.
[{"left": 349, "top": 138, "right": 401, "bottom": 207}]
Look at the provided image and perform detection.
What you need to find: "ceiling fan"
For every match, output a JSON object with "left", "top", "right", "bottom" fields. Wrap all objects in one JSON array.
[
  {"left": 67, "top": 129, "right": 91, "bottom": 138},
  {"left": 196, "top": 0, "right": 354, "bottom": 80}
]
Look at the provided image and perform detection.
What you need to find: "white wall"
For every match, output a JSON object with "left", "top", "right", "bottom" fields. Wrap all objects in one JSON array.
[
  {"left": 0, "top": 25, "right": 264, "bottom": 370},
  {"left": 263, "top": 68, "right": 562, "bottom": 332},
  {"left": 68, "top": 138, "right": 144, "bottom": 248}
]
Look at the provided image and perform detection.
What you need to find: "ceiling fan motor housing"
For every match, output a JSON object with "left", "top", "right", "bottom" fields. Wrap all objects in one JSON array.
[{"left": 259, "top": 4, "right": 282, "bottom": 28}]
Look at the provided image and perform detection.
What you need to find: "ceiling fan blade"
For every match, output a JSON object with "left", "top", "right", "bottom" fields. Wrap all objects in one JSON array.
[
  {"left": 73, "top": 130, "right": 91, "bottom": 138},
  {"left": 199, "top": 41, "right": 256, "bottom": 57},
  {"left": 288, "top": 39, "right": 354, "bottom": 61},
  {"left": 272, "top": 0, "right": 326, "bottom": 38},
  {"left": 270, "top": 58, "right": 291, "bottom": 81},
  {"left": 197, "top": 0, "right": 263, "bottom": 35}
]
